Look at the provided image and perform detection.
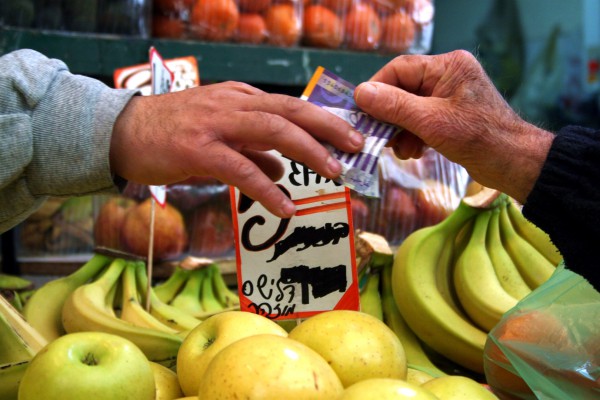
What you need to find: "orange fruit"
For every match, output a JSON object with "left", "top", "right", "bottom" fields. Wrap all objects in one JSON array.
[
  {"left": 381, "top": 10, "right": 416, "bottom": 54},
  {"left": 237, "top": 13, "right": 268, "bottom": 44},
  {"left": 238, "top": 0, "right": 272, "bottom": 13},
  {"left": 264, "top": 3, "right": 302, "bottom": 47},
  {"left": 303, "top": 4, "right": 343, "bottom": 48},
  {"left": 190, "top": 0, "right": 239, "bottom": 41},
  {"left": 344, "top": 2, "right": 381, "bottom": 51},
  {"left": 322, "top": 0, "right": 353, "bottom": 14},
  {"left": 152, "top": 14, "right": 187, "bottom": 39},
  {"left": 154, "top": 0, "right": 194, "bottom": 14}
]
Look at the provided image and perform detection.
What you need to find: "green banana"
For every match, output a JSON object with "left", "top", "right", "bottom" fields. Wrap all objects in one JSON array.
[
  {"left": 201, "top": 265, "right": 225, "bottom": 313},
  {"left": 170, "top": 268, "right": 206, "bottom": 315},
  {"left": 134, "top": 262, "right": 202, "bottom": 333},
  {"left": 486, "top": 207, "right": 532, "bottom": 300},
  {"left": 0, "top": 274, "right": 33, "bottom": 291},
  {"left": 381, "top": 264, "right": 446, "bottom": 378},
  {"left": 119, "top": 261, "right": 179, "bottom": 335},
  {"left": 154, "top": 266, "right": 192, "bottom": 303},
  {"left": 453, "top": 210, "right": 519, "bottom": 332},
  {"left": 392, "top": 198, "right": 489, "bottom": 374},
  {"left": 23, "top": 253, "right": 112, "bottom": 341},
  {"left": 359, "top": 270, "right": 383, "bottom": 321},
  {"left": 209, "top": 263, "right": 240, "bottom": 308},
  {"left": 498, "top": 202, "right": 556, "bottom": 289},
  {"left": 0, "top": 360, "right": 29, "bottom": 400},
  {"left": 61, "top": 258, "right": 182, "bottom": 366},
  {"left": 506, "top": 199, "right": 562, "bottom": 266}
]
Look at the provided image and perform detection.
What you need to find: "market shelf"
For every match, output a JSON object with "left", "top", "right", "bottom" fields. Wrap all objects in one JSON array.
[{"left": 0, "top": 27, "right": 396, "bottom": 86}]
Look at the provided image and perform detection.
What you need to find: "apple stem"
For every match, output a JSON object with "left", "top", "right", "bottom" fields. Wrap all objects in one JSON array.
[{"left": 82, "top": 352, "right": 99, "bottom": 366}]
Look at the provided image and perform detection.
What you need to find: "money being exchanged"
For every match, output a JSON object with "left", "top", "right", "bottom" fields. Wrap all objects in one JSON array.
[{"left": 302, "top": 67, "right": 401, "bottom": 198}]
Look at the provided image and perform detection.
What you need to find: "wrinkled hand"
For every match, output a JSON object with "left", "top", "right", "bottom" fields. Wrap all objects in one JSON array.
[
  {"left": 111, "top": 81, "right": 364, "bottom": 218},
  {"left": 354, "top": 50, "right": 554, "bottom": 203}
]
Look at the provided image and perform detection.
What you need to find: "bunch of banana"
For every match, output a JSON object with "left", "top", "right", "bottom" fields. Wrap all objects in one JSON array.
[
  {"left": 61, "top": 257, "right": 183, "bottom": 368},
  {"left": 155, "top": 263, "right": 240, "bottom": 320},
  {"left": 391, "top": 187, "right": 561, "bottom": 374},
  {"left": 0, "top": 293, "right": 47, "bottom": 399}
]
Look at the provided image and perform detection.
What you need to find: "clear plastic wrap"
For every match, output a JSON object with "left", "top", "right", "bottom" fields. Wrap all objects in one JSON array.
[
  {"left": 92, "top": 180, "right": 236, "bottom": 262},
  {"left": 152, "top": 0, "right": 304, "bottom": 47},
  {"left": 484, "top": 263, "right": 600, "bottom": 400},
  {"left": 15, "top": 196, "right": 95, "bottom": 259},
  {"left": 351, "top": 147, "right": 470, "bottom": 246},
  {"left": 302, "top": 0, "right": 435, "bottom": 54}
]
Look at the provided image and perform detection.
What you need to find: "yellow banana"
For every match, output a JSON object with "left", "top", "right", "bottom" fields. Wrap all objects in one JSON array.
[
  {"left": 506, "top": 199, "right": 562, "bottom": 266},
  {"left": 22, "top": 253, "right": 111, "bottom": 341},
  {"left": 499, "top": 202, "right": 556, "bottom": 289},
  {"left": 134, "top": 262, "right": 202, "bottom": 333},
  {"left": 0, "top": 360, "right": 29, "bottom": 400},
  {"left": 486, "top": 207, "right": 532, "bottom": 300},
  {"left": 392, "top": 198, "right": 489, "bottom": 374},
  {"left": 453, "top": 210, "right": 519, "bottom": 332},
  {"left": 359, "top": 270, "right": 383, "bottom": 321},
  {"left": 61, "top": 258, "right": 182, "bottom": 366},
  {"left": 119, "top": 261, "right": 179, "bottom": 335},
  {"left": 381, "top": 264, "right": 446, "bottom": 378},
  {"left": 435, "top": 221, "right": 471, "bottom": 317},
  {"left": 201, "top": 265, "right": 225, "bottom": 313},
  {"left": 154, "top": 267, "right": 192, "bottom": 303}
]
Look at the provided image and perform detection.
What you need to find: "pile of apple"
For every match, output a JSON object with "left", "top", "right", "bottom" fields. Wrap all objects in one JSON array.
[{"left": 18, "top": 309, "right": 498, "bottom": 400}]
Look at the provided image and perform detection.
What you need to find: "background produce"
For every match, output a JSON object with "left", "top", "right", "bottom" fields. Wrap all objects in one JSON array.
[
  {"left": 18, "top": 196, "right": 95, "bottom": 257},
  {"left": 151, "top": 0, "right": 434, "bottom": 54},
  {"left": 93, "top": 181, "right": 235, "bottom": 261}
]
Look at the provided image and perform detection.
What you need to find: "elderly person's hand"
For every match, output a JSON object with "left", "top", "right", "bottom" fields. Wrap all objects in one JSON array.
[
  {"left": 354, "top": 50, "right": 555, "bottom": 204},
  {"left": 111, "top": 81, "right": 364, "bottom": 218}
]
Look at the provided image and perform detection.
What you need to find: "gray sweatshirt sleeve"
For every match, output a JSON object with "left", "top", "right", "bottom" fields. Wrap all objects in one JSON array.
[{"left": 0, "top": 49, "right": 139, "bottom": 233}]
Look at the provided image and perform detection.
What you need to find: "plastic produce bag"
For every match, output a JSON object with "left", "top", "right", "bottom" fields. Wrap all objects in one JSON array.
[{"left": 484, "top": 263, "right": 600, "bottom": 400}]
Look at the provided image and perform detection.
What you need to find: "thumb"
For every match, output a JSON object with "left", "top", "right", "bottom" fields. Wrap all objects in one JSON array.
[{"left": 354, "top": 82, "right": 430, "bottom": 136}]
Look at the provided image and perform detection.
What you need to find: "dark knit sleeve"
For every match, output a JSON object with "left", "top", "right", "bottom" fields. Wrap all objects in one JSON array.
[{"left": 522, "top": 125, "right": 600, "bottom": 290}]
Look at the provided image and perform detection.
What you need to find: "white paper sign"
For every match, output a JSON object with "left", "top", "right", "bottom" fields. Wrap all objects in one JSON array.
[
  {"left": 230, "top": 152, "right": 359, "bottom": 320},
  {"left": 148, "top": 47, "right": 174, "bottom": 207}
]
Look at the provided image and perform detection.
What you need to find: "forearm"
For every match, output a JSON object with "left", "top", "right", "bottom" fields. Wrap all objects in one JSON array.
[
  {"left": 0, "top": 49, "right": 137, "bottom": 233},
  {"left": 523, "top": 125, "right": 600, "bottom": 290}
]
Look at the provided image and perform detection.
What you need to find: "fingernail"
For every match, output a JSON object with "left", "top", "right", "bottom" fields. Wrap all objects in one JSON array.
[
  {"left": 327, "top": 156, "right": 342, "bottom": 175},
  {"left": 349, "top": 130, "right": 364, "bottom": 147},
  {"left": 281, "top": 199, "right": 296, "bottom": 217},
  {"left": 355, "top": 82, "right": 378, "bottom": 105}
]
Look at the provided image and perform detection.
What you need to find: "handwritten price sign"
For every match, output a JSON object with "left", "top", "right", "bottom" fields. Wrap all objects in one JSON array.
[{"left": 230, "top": 154, "right": 359, "bottom": 320}]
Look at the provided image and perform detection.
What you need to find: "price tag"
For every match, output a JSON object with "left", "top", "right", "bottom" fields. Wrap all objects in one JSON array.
[{"left": 230, "top": 153, "right": 359, "bottom": 320}]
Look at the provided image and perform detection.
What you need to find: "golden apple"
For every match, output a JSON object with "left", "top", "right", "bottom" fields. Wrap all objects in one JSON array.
[
  {"left": 176, "top": 310, "right": 288, "bottom": 396},
  {"left": 288, "top": 310, "right": 407, "bottom": 387},
  {"left": 150, "top": 361, "right": 184, "bottom": 400},
  {"left": 197, "top": 334, "right": 344, "bottom": 399},
  {"left": 421, "top": 375, "right": 500, "bottom": 399},
  {"left": 18, "top": 332, "right": 155, "bottom": 400},
  {"left": 339, "top": 378, "right": 439, "bottom": 400}
]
